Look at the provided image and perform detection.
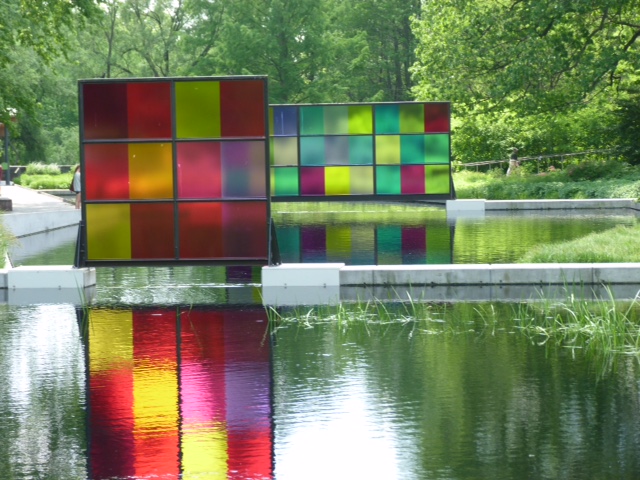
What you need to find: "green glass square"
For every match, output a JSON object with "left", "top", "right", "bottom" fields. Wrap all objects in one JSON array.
[
  {"left": 399, "top": 104, "right": 425, "bottom": 133},
  {"left": 349, "top": 136, "right": 373, "bottom": 165},
  {"left": 324, "top": 106, "right": 349, "bottom": 135},
  {"left": 376, "top": 166, "right": 401, "bottom": 194},
  {"left": 271, "top": 137, "right": 298, "bottom": 166},
  {"left": 175, "top": 81, "right": 221, "bottom": 138},
  {"left": 375, "top": 135, "right": 401, "bottom": 165},
  {"left": 400, "top": 135, "right": 426, "bottom": 164},
  {"left": 424, "top": 134, "right": 450, "bottom": 164},
  {"left": 376, "top": 226, "right": 402, "bottom": 264},
  {"left": 426, "top": 165, "right": 451, "bottom": 194},
  {"left": 300, "top": 106, "right": 325, "bottom": 135},
  {"left": 375, "top": 104, "right": 400, "bottom": 134},
  {"left": 300, "top": 137, "right": 326, "bottom": 165},
  {"left": 272, "top": 167, "right": 299, "bottom": 196},
  {"left": 325, "top": 166, "right": 350, "bottom": 195},
  {"left": 350, "top": 166, "right": 374, "bottom": 194},
  {"left": 426, "top": 225, "right": 452, "bottom": 264},
  {"left": 348, "top": 106, "right": 373, "bottom": 134}
]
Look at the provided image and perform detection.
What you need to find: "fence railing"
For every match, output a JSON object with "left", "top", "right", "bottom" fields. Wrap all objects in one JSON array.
[{"left": 458, "top": 149, "right": 616, "bottom": 172}]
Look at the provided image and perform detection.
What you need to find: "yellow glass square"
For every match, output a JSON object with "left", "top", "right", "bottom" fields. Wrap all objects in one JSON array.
[
  {"left": 86, "top": 203, "right": 132, "bottom": 260},
  {"left": 176, "top": 81, "right": 221, "bottom": 138},
  {"left": 325, "top": 166, "right": 350, "bottom": 195},
  {"left": 375, "top": 135, "right": 401, "bottom": 164},
  {"left": 129, "top": 143, "right": 174, "bottom": 199}
]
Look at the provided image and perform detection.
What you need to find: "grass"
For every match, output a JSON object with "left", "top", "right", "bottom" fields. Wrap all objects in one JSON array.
[{"left": 15, "top": 172, "right": 74, "bottom": 190}]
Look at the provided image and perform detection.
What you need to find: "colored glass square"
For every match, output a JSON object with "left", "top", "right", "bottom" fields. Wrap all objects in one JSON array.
[
  {"left": 426, "top": 165, "right": 451, "bottom": 194},
  {"left": 324, "top": 106, "right": 349, "bottom": 135},
  {"left": 401, "top": 135, "right": 426, "bottom": 164},
  {"left": 350, "top": 166, "right": 374, "bottom": 194},
  {"left": 175, "top": 81, "right": 221, "bottom": 138},
  {"left": 131, "top": 203, "right": 175, "bottom": 259},
  {"left": 300, "top": 137, "right": 326, "bottom": 166},
  {"left": 352, "top": 225, "right": 375, "bottom": 264},
  {"left": 178, "top": 202, "right": 224, "bottom": 259},
  {"left": 177, "top": 142, "right": 222, "bottom": 199},
  {"left": 375, "top": 135, "right": 401, "bottom": 164},
  {"left": 127, "top": 82, "right": 172, "bottom": 139},
  {"left": 348, "top": 136, "right": 373, "bottom": 165},
  {"left": 221, "top": 141, "right": 267, "bottom": 198},
  {"left": 348, "top": 106, "right": 373, "bottom": 134},
  {"left": 220, "top": 80, "right": 266, "bottom": 138},
  {"left": 375, "top": 104, "right": 400, "bottom": 134},
  {"left": 376, "top": 226, "right": 402, "bottom": 264},
  {"left": 83, "top": 83, "right": 128, "bottom": 140},
  {"left": 221, "top": 202, "right": 268, "bottom": 259},
  {"left": 427, "top": 225, "right": 452, "bottom": 264},
  {"left": 270, "top": 106, "right": 298, "bottom": 136},
  {"left": 326, "top": 225, "right": 352, "bottom": 263},
  {"left": 401, "top": 165, "right": 426, "bottom": 194},
  {"left": 300, "top": 167, "right": 325, "bottom": 195},
  {"left": 275, "top": 226, "right": 301, "bottom": 263},
  {"left": 300, "top": 107, "right": 324, "bottom": 135},
  {"left": 376, "top": 166, "right": 401, "bottom": 194},
  {"left": 325, "top": 166, "right": 350, "bottom": 195},
  {"left": 85, "top": 144, "right": 130, "bottom": 200},
  {"left": 129, "top": 143, "right": 174, "bottom": 199},
  {"left": 424, "top": 103, "right": 450, "bottom": 132},
  {"left": 399, "top": 104, "right": 425, "bottom": 134},
  {"left": 271, "top": 137, "right": 298, "bottom": 166},
  {"left": 272, "top": 167, "right": 299, "bottom": 196},
  {"left": 86, "top": 204, "right": 132, "bottom": 260},
  {"left": 424, "top": 134, "right": 450, "bottom": 163},
  {"left": 402, "top": 227, "right": 426, "bottom": 264},
  {"left": 325, "top": 136, "right": 349, "bottom": 165},
  {"left": 301, "top": 227, "right": 326, "bottom": 262}
]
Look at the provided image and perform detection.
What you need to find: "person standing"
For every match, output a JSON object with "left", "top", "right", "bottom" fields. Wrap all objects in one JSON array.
[
  {"left": 72, "top": 165, "right": 81, "bottom": 209},
  {"left": 506, "top": 147, "right": 519, "bottom": 176}
]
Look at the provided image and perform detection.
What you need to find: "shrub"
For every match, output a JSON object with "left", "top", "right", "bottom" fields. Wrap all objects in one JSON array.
[{"left": 24, "top": 162, "right": 61, "bottom": 175}]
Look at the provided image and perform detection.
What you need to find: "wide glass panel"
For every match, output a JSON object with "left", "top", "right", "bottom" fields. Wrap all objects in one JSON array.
[
  {"left": 221, "top": 142, "right": 266, "bottom": 198},
  {"left": 401, "top": 135, "right": 426, "bottom": 165},
  {"left": 348, "top": 136, "right": 373, "bottom": 165},
  {"left": 399, "top": 104, "right": 425, "bottom": 134},
  {"left": 325, "top": 166, "right": 350, "bottom": 195},
  {"left": 86, "top": 203, "right": 132, "bottom": 260},
  {"left": 131, "top": 203, "right": 175, "bottom": 259},
  {"left": 299, "top": 137, "right": 326, "bottom": 166},
  {"left": 324, "top": 106, "right": 349, "bottom": 135},
  {"left": 300, "top": 106, "right": 324, "bottom": 135},
  {"left": 375, "top": 135, "right": 401, "bottom": 165},
  {"left": 272, "top": 167, "right": 299, "bottom": 196},
  {"left": 129, "top": 143, "right": 174, "bottom": 199},
  {"left": 350, "top": 166, "right": 374, "bottom": 194},
  {"left": 375, "top": 104, "right": 400, "bottom": 134},
  {"left": 376, "top": 166, "right": 401, "bottom": 194},
  {"left": 424, "top": 134, "right": 450, "bottom": 164},
  {"left": 426, "top": 165, "right": 451, "bottom": 194},
  {"left": 177, "top": 142, "right": 222, "bottom": 199},
  {"left": 175, "top": 81, "right": 221, "bottom": 139},
  {"left": 424, "top": 103, "right": 450, "bottom": 133},
  {"left": 271, "top": 106, "right": 298, "bottom": 136},
  {"left": 220, "top": 80, "right": 265, "bottom": 138},
  {"left": 178, "top": 202, "right": 223, "bottom": 259},
  {"left": 401, "top": 165, "right": 426, "bottom": 194},
  {"left": 127, "top": 82, "right": 172, "bottom": 139},
  {"left": 271, "top": 137, "right": 298, "bottom": 166},
  {"left": 221, "top": 202, "right": 268, "bottom": 258},
  {"left": 325, "top": 136, "right": 349, "bottom": 165},
  {"left": 348, "top": 105, "right": 373, "bottom": 134},
  {"left": 83, "top": 83, "right": 128, "bottom": 140},
  {"left": 85, "top": 144, "right": 130, "bottom": 200},
  {"left": 300, "top": 167, "right": 325, "bottom": 195}
]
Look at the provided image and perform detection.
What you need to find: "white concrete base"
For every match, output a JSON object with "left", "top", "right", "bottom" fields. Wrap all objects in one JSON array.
[
  {"left": 262, "top": 263, "right": 344, "bottom": 287},
  {"left": 7, "top": 266, "right": 96, "bottom": 290},
  {"left": 446, "top": 199, "right": 486, "bottom": 212}
]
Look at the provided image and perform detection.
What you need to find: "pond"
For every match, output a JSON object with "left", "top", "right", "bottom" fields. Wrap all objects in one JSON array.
[{"left": 2, "top": 205, "right": 640, "bottom": 479}]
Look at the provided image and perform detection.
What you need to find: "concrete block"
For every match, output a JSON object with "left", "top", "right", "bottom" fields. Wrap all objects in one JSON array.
[
  {"left": 7, "top": 266, "right": 96, "bottom": 289},
  {"left": 370, "top": 265, "right": 492, "bottom": 286},
  {"left": 262, "top": 286, "right": 341, "bottom": 306},
  {"left": 446, "top": 199, "right": 485, "bottom": 212},
  {"left": 490, "top": 264, "right": 593, "bottom": 285},
  {"left": 0, "top": 197, "right": 12, "bottom": 211},
  {"left": 8, "top": 286, "right": 96, "bottom": 306},
  {"left": 593, "top": 263, "right": 640, "bottom": 285},
  {"left": 262, "top": 263, "right": 344, "bottom": 288},
  {"left": 340, "top": 266, "right": 375, "bottom": 286}
]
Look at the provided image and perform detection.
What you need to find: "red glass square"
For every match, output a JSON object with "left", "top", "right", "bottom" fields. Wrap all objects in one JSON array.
[
  {"left": 220, "top": 80, "right": 266, "bottom": 138},
  {"left": 83, "top": 83, "right": 128, "bottom": 140},
  {"left": 131, "top": 203, "right": 175, "bottom": 259},
  {"left": 177, "top": 142, "right": 222, "bottom": 199},
  {"left": 221, "top": 202, "right": 268, "bottom": 259},
  {"left": 178, "top": 203, "right": 224, "bottom": 259},
  {"left": 424, "top": 103, "right": 450, "bottom": 133},
  {"left": 300, "top": 167, "right": 325, "bottom": 196},
  {"left": 85, "top": 144, "right": 130, "bottom": 200},
  {"left": 127, "top": 82, "right": 172, "bottom": 139},
  {"left": 401, "top": 165, "right": 426, "bottom": 194}
]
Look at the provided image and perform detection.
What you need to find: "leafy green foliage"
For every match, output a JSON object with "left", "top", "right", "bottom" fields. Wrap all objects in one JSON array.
[{"left": 15, "top": 172, "right": 73, "bottom": 190}]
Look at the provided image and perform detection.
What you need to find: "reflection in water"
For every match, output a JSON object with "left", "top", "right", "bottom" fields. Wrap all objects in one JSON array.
[{"left": 88, "top": 307, "right": 272, "bottom": 479}]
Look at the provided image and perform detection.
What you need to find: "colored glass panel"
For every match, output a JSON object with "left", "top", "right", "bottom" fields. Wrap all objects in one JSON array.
[
  {"left": 376, "top": 166, "right": 401, "bottom": 194},
  {"left": 348, "top": 105, "right": 373, "bottom": 134},
  {"left": 220, "top": 80, "right": 265, "bottom": 138},
  {"left": 375, "top": 135, "right": 401, "bottom": 165},
  {"left": 83, "top": 83, "right": 128, "bottom": 140},
  {"left": 300, "top": 137, "right": 326, "bottom": 166},
  {"left": 401, "top": 135, "right": 426, "bottom": 165},
  {"left": 424, "top": 103, "right": 450, "bottom": 133},
  {"left": 178, "top": 202, "right": 223, "bottom": 259},
  {"left": 401, "top": 165, "right": 426, "bottom": 194},
  {"left": 221, "top": 141, "right": 267, "bottom": 198},
  {"left": 175, "top": 81, "right": 221, "bottom": 138},
  {"left": 350, "top": 166, "right": 374, "bottom": 194},
  {"left": 325, "top": 166, "right": 350, "bottom": 195},
  {"left": 272, "top": 167, "right": 299, "bottom": 196},
  {"left": 402, "top": 227, "right": 427, "bottom": 263},
  {"left": 348, "top": 136, "right": 373, "bottom": 165},
  {"left": 352, "top": 225, "right": 375, "bottom": 264},
  {"left": 399, "top": 104, "right": 425, "bottom": 134},
  {"left": 271, "top": 137, "right": 298, "bottom": 166},
  {"left": 375, "top": 104, "right": 400, "bottom": 134},
  {"left": 324, "top": 106, "right": 349, "bottom": 135},
  {"left": 177, "top": 142, "right": 222, "bottom": 199},
  {"left": 424, "top": 134, "right": 450, "bottom": 164},
  {"left": 325, "top": 136, "right": 349, "bottom": 165},
  {"left": 221, "top": 202, "right": 268, "bottom": 258},
  {"left": 129, "top": 143, "right": 174, "bottom": 199},
  {"left": 275, "top": 226, "right": 301, "bottom": 262},
  {"left": 427, "top": 225, "right": 453, "bottom": 264},
  {"left": 131, "top": 203, "right": 175, "bottom": 259},
  {"left": 300, "top": 167, "right": 325, "bottom": 195},
  {"left": 301, "top": 226, "right": 327, "bottom": 262},
  {"left": 326, "top": 225, "right": 352, "bottom": 263},
  {"left": 376, "top": 226, "right": 402, "bottom": 264},
  {"left": 426, "top": 165, "right": 451, "bottom": 194},
  {"left": 86, "top": 204, "right": 132, "bottom": 260},
  {"left": 300, "top": 106, "right": 324, "bottom": 135},
  {"left": 270, "top": 106, "right": 298, "bottom": 136},
  {"left": 85, "top": 144, "right": 130, "bottom": 200},
  {"left": 127, "top": 82, "right": 172, "bottom": 139}
]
